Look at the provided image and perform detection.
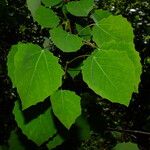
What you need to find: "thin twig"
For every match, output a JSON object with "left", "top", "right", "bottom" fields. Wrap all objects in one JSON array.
[
  {"left": 107, "top": 127, "right": 150, "bottom": 136},
  {"left": 64, "top": 54, "right": 89, "bottom": 79},
  {"left": 84, "top": 41, "right": 97, "bottom": 48}
]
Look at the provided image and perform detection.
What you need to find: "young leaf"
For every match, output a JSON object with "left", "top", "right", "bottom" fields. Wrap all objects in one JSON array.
[
  {"left": 67, "top": 66, "right": 81, "bottom": 79},
  {"left": 76, "top": 24, "right": 91, "bottom": 40},
  {"left": 14, "top": 43, "right": 64, "bottom": 109},
  {"left": 113, "top": 142, "right": 139, "bottom": 150},
  {"left": 51, "top": 90, "right": 81, "bottom": 129},
  {"left": 91, "top": 9, "right": 111, "bottom": 24},
  {"left": 50, "top": 27, "right": 83, "bottom": 52},
  {"left": 82, "top": 50, "right": 135, "bottom": 106},
  {"left": 42, "top": 0, "right": 62, "bottom": 7},
  {"left": 101, "top": 41, "right": 142, "bottom": 92},
  {"left": 66, "top": 0, "right": 94, "bottom": 17},
  {"left": 8, "top": 130, "right": 25, "bottom": 150},
  {"left": 26, "top": 0, "right": 41, "bottom": 17},
  {"left": 92, "top": 15, "right": 134, "bottom": 46},
  {"left": 47, "top": 134, "right": 64, "bottom": 150},
  {"left": 13, "top": 101, "right": 57, "bottom": 146},
  {"left": 34, "top": 6, "right": 60, "bottom": 28},
  {"left": 7, "top": 44, "right": 18, "bottom": 87}
]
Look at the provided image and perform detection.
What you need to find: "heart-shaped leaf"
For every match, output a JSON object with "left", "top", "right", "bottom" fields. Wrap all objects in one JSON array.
[
  {"left": 82, "top": 50, "right": 135, "bottom": 105},
  {"left": 13, "top": 43, "right": 63, "bottom": 109},
  {"left": 51, "top": 90, "right": 81, "bottom": 129}
]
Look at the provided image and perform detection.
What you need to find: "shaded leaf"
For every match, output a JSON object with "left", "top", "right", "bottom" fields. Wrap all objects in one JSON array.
[
  {"left": 8, "top": 130, "right": 25, "bottom": 150},
  {"left": 27, "top": 0, "right": 41, "bottom": 17},
  {"left": 13, "top": 101, "right": 57, "bottom": 145},
  {"left": 35, "top": 6, "right": 60, "bottom": 28},
  {"left": 42, "top": 0, "right": 62, "bottom": 7},
  {"left": 66, "top": 0, "right": 94, "bottom": 17},
  {"left": 51, "top": 90, "right": 81, "bottom": 129},
  {"left": 67, "top": 65, "right": 82, "bottom": 78},
  {"left": 76, "top": 24, "right": 91, "bottom": 40},
  {"left": 91, "top": 9, "right": 111, "bottom": 23},
  {"left": 75, "top": 115, "right": 91, "bottom": 140},
  {"left": 82, "top": 50, "right": 135, "bottom": 105},
  {"left": 47, "top": 134, "right": 64, "bottom": 150},
  {"left": 113, "top": 142, "right": 139, "bottom": 150}
]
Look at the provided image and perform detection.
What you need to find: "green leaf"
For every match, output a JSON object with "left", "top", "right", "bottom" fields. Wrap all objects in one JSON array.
[
  {"left": 14, "top": 43, "right": 63, "bottom": 109},
  {"left": 82, "top": 50, "right": 135, "bottom": 106},
  {"left": 7, "top": 44, "right": 18, "bottom": 87},
  {"left": 42, "top": 0, "right": 61, "bottom": 7},
  {"left": 91, "top": 9, "right": 111, "bottom": 24},
  {"left": 67, "top": 68, "right": 81, "bottom": 78},
  {"left": 47, "top": 134, "right": 64, "bottom": 150},
  {"left": 67, "top": 64, "right": 82, "bottom": 78},
  {"left": 66, "top": 0, "right": 94, "bottom": 17},
  {"left": 34, "top": 6, "right": 60, "bottom": 28},
  {"left": 92, "top": 15, "right": 134, "bottom": 46},
  {"left": 8, "top": 130, "right": 25, "bottom": 150},
  {"left": 50, "top": 27, "right": 83, "bottom": 52},
  {"left": 75, "top": 115, "right": 91, "bottom": 140},
  {"left": 113, "top": 142, "right": 139, "bottom": 150},
  {"left": 76, "top": 24, "right": 91, "bottom": 40},
  {"left": 101, "top": 41, "right": 142, "bottom": 92},
  {"left": 51, "top": 90, "right": 81, "bottom": 129},
  {"left": 13, "top": 101, "right": 57, "bottom": 145},
  {"left": 27, "top": 0, "right": 41, "bottom": 17},
  {"left": 0, "top": 145, "right": 7, "bottom": 150}
]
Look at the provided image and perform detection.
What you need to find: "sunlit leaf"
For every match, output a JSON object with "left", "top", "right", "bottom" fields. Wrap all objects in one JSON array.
[
  {"left": 51, "top": 90, "right": 81, "bottom": 129},
  {"left": 14, "top": 43, "right": 63, "bottom": 109},
  {"left": 101, "top": 41, "right": 142, "bottom": 92},
  {"left": 92, "top": 15, "right": 134, "bottom": 46},
  {"left": 82, "top": 50, "right": 135, "bottom": 105},
  {"left": 7, "top": 44, "right": 18, "bottom": 87}
]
